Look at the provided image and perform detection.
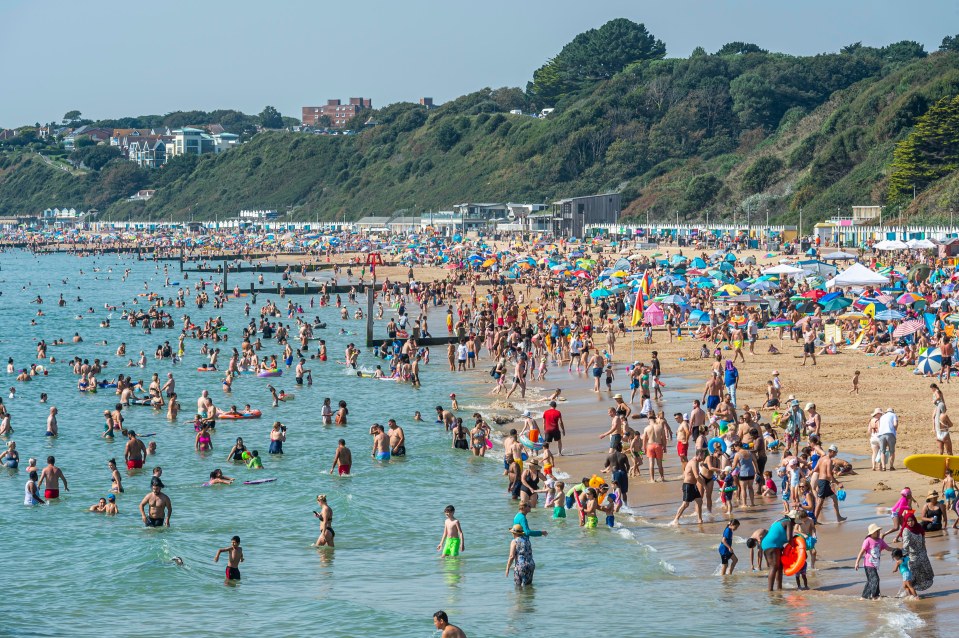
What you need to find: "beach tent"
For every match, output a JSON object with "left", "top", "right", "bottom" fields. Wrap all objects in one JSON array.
[
  {"left": 906, "top": 239, "right": 935, "bottom": 249},
  {"left": 822, "top": 251, "right": 857, "bottom": 260},
  {"left": 762, "top": 264, "right": 806, "bottom": 275},
  {"left": 826, "top": 263, "right": 890, "bottom": 288},
  {"left": 874, "top": 239, "right": 908, "bottom": 251},
  {"left": 643, "top": 303, "right": 665, "bottom": 326}
]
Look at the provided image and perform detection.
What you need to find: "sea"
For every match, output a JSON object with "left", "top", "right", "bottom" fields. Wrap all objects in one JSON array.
[{"left": 0, "top": 250, "right": 922, "bottom": 637}]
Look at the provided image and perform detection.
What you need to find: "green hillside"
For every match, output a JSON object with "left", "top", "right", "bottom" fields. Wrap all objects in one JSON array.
[{"left": 2, "top": 20, "right": 959, "bottom": 225}]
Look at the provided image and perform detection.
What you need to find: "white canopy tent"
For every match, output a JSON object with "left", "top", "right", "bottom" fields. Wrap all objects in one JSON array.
[
  {"left": 906, "top": 238, "right": 936, "bottom": 249},
  {"left": 826, "top": 263, "right": 890, "bottom": 288},
  {"left": 762, "top": 263, "right": 806, "bottom": 275},
  {"left": 874, "top": 239, "right": 908, "bottom": 250}
]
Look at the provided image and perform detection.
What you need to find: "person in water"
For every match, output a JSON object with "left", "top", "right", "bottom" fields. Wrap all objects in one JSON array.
[
  {"left": 437, "top": 505, "right": 466, "bottom": 557},
  {"left": 214, "top": 535, "right": 244, "bottom": 584}
]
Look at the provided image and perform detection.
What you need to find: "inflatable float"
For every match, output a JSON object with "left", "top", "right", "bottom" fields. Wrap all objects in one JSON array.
[
  {"left": 218, "top": 410, "right": 262, "bottom": 420},
  {"left": 257, "top": 370, "right": 282, "bottom": 378},
  {"left": 197, "top": 366, "right": 218, "bottom": 372},
  {"left": 520, "top": 434, "right": 543, "bottom": 450},
  {"left": 781, "top": 535, "right": 807, "bottom": 576}
]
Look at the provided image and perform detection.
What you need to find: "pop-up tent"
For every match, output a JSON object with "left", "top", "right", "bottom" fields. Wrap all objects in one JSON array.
[{"left": 826, "top": 263, "right": 890, "bottom": 288}]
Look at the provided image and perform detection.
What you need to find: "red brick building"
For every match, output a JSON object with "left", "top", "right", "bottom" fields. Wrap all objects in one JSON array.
[{"left": 301, "top": 98, "right": 372, "bottom": 128}]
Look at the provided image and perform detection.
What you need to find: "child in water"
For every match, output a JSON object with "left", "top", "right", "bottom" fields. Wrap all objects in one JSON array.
[
  {"left": 247, "top": 450, "right": 263, "bottom": 469},
  {"left": 892, "top": 548, "right": 918, "bottom": 598},
  {"left": 549, "top": 481, "right": 566, "bottom": 519},
  {"left": 719, "top": 519, "right": 740, "bottom": 575},
  {"left": 436, "top": 505, "right": 465, "bottom": 557}
]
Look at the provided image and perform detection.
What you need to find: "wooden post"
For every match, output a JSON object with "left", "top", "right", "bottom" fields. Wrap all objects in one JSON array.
[{"left": 366, "top": 285, "right": 375, "bottom": 347}]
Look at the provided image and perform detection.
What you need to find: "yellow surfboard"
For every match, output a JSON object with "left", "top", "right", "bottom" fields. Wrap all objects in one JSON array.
[{"left": 903, "top": 454, "right": 959, "bottom": 479}]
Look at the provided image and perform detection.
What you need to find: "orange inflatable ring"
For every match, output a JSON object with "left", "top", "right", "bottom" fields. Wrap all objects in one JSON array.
[{"left": 781, "top": 536, "right": 807, "bottom": 576}]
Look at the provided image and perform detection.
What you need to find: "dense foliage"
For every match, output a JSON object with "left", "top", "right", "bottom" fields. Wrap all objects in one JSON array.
[{"left": 1, "top": 20, "right": 958, "bottom": 224}]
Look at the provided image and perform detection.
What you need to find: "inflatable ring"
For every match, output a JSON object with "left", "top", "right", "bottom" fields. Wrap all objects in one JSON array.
[
  {"left": 781, "top": 536, "right": 807, "bottom": 576},
  {"left": 519, "top": 435, "right": 543, "bottom": 450},
  {"left": 257, "top": 370, "right": 282, "bottom": 378},
  {"left": 707, "top": 437, "right": 727, "bottom": 454}
]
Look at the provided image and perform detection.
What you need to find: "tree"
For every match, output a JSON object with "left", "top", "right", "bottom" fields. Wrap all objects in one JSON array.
[
  {"left": 888, "top": 95, "right": 959, "bottom": 202},
  {"left": 434, "top": 121, "right": 460, "bottom": 151},
  {"left": 63, "top": 110, "right": 82, "bottom": 124},
  {"left": 71, "top": 145, "right": 123, "bottom": 171},
  {"left": 716, "top": 42, "right": 768, "bottom": 56},
  {"left": 742, "top": 156, "right": 784, "bottom": 193},
  {"left": 528, "top": 19, "right": 665, "bottom": 100},
  {"left": 314, "top": 115, "right": 333, "bottom": 128},
  {"left": 730, "top": 73, "right": 777, "bottom": 129},
  {"left": 941, "top": 34, "right": 959, "bottom": 52},
  {"left": 685, "top": 174, "right": 723, "bottom": 209},
  {"left": 259, "top": 106, "right": 283, "bottom": 129}
]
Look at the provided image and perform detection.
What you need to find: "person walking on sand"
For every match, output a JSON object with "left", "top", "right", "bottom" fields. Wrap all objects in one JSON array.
[
  {"left": 877, "top": 407, "right": 898, "bottom": 471},
  {"left": 671, "top": 449, "right": 706, "bottom": 525},
  {"left": 542, "top": 401, "right": 566, "bottom": 456}
]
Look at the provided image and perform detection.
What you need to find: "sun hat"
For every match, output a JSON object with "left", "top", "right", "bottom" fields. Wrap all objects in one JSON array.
[
  {"left": 522, "top": 410, "right": 532, "bottom": 417},
  {"left": 788, "top": 394, "right": 796, "bottom": 401},
  {"left": 805, "top": 403, "right": 815, "bottom": 411},
  {"left": 791, "top": 399, "right": 800, "bottom": 407},
  {"left": 785, "top": 510, "right": 798, "bottom": 520},
  {"left": 613, "top": 394, "right": 623, "bottom": 400},
  {"left": 871, "top": 408, "right": 882, "bottom": 416},
  {"left": 886, "top": 407, "right": 895, "bottom": 413},
  {"left": 772, "top": 370, "right": 780, "bottom": 376},
  {"left": 927, "top": 490, "right": 940, "bottom": 502},
  {"left": 828, "top": 444, "right": 838, "bottom": 452},
  {"left": 867, "top": 523, "right": 882, "bottom": 536},
  {"left": 510, "top": 524, "right": 525, "bottom": 534}
]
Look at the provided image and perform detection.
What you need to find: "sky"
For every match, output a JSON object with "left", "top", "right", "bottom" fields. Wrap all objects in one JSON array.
[{"left": 1, "top": 0, "right": 957, "bottom": 127}]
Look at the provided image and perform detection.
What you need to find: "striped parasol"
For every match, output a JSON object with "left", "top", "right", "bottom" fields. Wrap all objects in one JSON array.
[
  {"left": 917, "top": 348, "right": 942, "bottom": 375},
  {"left": 767, "top": 317, "right": 794, "bottom": 328},
  {"left": 893, "top": 319, "right": 924, "bottom": 338}
]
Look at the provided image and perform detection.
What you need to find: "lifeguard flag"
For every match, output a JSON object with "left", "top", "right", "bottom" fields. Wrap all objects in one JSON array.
[
  {"left": 631, "top": 290, "right": 645, "bottom": 326},
  {"left": 640, "top": 271, "right": 652, "bottom": 298}
]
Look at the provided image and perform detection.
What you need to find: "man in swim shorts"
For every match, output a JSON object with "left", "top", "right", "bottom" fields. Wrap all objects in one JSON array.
[
  {"left": 703, "top": 372, "right": 723, "bottom": 412},
  {"left": 371, "top": 424, "right": 391, "bottom": 461},
  {"left": 672, "top": 449, "right": 706, "bottom": 524},
  {"left": 642, "top": 416, "right": 669, "bottom": 482},
  {"left": 38, "top": 455, "right": 69, "bottom": 500},
  {"left": 125, "top": 430, "right": 147, "bottom": 470},
  {"left": 329, "top": 439, "right": 352, "bottom": 475},
  {"left": 388, "top": 420, "right": 406, "bottom": 456},
  {"left": 139, "top": 477, "right": 172, "bottom": 527}
]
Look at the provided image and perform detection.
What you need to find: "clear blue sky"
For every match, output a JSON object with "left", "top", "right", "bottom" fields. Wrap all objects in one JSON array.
[{"left": 1, "top": 0, "right": 956, "bottom": 127}]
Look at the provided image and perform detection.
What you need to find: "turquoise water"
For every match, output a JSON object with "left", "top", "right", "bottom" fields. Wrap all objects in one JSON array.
[{"left": 0, "top": 251, "right": 918, "bottom": 637}]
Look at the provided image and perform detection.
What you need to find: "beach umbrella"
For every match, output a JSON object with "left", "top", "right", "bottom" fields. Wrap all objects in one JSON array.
[
  {"left": 718, "top": 284, "right": 742, "bottom": 294},
  {"left": 819, "top": 297, "right": 852, "bottom": 312},
  {"left": 660, "top": 294, "right": 689, "bottom": 306},
  {"left": 806, "top": 248, "right": 817, "bottom": 256},
  {"left": 822, "top": 251, "right": 857, "bottom": 260},
  {"left": 766, "top": 317, "right": 794, "bottom": 328},
  {"left": 837, "top": 311, "right": 866, "bottom": 320},
  {"left": 893, "top": 320, "right": 924, "bottom": 338},
  {"left": 917, "top": 348, "right": 943, "bottom": 375},
  {"left": 590, "top": 289, "right": 612, "bottom": 299},
  {"left": 612, "top": 270, "right": 629, "bottom": 278},
  {"left": 896, "top": 292, "right": 924, "bottom": 305},
  {"left": 481, "top": 258, "right": 496, "bottom": 267},
  {"left": 691, "top": 257, "right": 708, "bottom": 269},
  {"left": 687, "top": 309, "right": 710, "bottom": 326},
  {"left": 801, "top": 290, "right": 826, "bottom": 301},
  {"left": 874, "top": 309, "right": 904, "bottom": 321}
]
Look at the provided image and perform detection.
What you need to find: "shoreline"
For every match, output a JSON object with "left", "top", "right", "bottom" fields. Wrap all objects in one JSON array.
[{"left": 444, "top": 334, "right": 957, "bottom": 634}]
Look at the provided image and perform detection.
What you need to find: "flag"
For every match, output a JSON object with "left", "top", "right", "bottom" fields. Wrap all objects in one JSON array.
[
  {"left": 631, "top": 289, "right": 645, "bottom": 327},
  {"left": 640, "top": 271, "right": 652, "bottom": 298}
]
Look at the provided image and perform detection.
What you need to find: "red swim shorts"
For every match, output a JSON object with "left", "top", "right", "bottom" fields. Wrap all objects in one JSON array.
[
  {"left": 677, "top": 441, "right": 689, "bottom": 458},
  {"left": 338, "top": 464, "right": 351, "bottom": 476},
  {"left": 645, "top": 443, "right": 664, "bottom": 460},
  {"left": 127, "top": 459, "right": 144, "bottom": 470},
  {"left": 44, "top": 489, "right": 59, "bottom": 499}
]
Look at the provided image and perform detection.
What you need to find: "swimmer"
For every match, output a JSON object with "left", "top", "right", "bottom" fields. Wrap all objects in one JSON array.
[
  {"left": 413, "top": 411, "right": 423, "bottom": 422},
  {"left": 313, "top": 494, "right": 334, "bottom": 547},
  {"left": 450, "top": 393, "right": 459, "bottom": 411},
  {"left": 208, "top": 469, "right": 235, "bottom": 485},
  {"left": 371, "top": 423, "right": 390, "bottom": 461}
]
